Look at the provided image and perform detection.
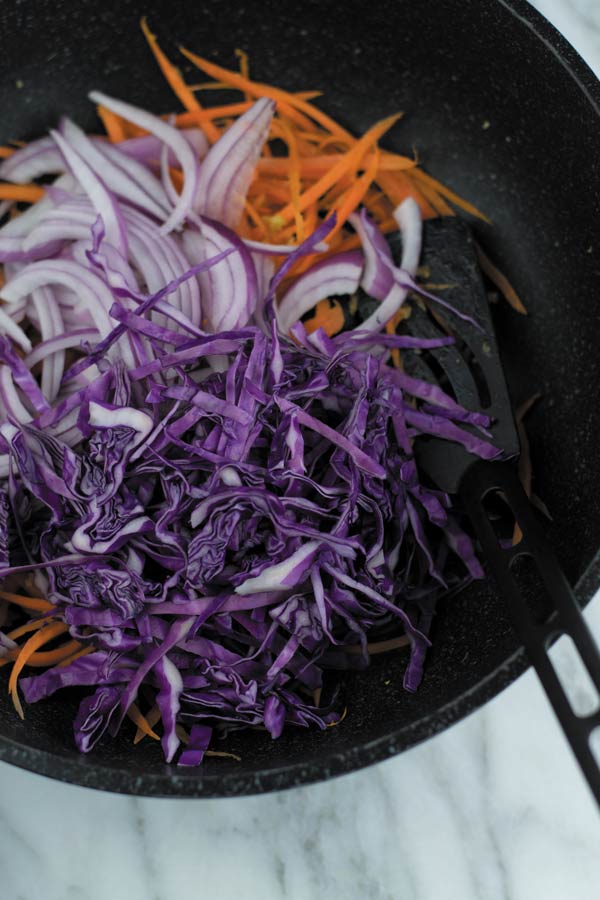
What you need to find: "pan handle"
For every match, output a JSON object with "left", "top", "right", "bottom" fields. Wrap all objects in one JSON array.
[{"left": 460, "top": 460, "right": 600, "bottom": 808}]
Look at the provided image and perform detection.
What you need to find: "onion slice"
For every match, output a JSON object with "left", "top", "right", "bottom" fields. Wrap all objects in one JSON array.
[
  {"left": 194, "top": 97, "right": 275, "bottom": 229},
  {"left": 89, "top": 91, "right": 200, "bottom": 235},
  {"left": 277, "top": 250, "right": 364, "bottom": 334}
]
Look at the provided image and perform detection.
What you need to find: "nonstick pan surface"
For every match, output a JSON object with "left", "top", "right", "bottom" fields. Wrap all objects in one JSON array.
[{"left": 0, "top": 0, "right": 598, "bottom": 796}]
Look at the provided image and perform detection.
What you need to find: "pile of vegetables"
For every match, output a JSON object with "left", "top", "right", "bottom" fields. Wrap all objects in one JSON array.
[{"left": 0, "top": 25, "right": 509, "bottom": 764}]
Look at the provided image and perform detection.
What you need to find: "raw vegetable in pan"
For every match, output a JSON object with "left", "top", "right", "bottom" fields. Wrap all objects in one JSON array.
[{"left": 0, "top": 23, "right": 523, "bottom": 764}]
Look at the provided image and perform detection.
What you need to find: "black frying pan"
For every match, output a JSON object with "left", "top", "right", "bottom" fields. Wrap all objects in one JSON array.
[{"left": 0, "top": 0, "right": 599, "bottom": 797}]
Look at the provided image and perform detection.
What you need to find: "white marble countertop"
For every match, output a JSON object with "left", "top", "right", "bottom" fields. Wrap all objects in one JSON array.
[{"left": 2, "top": 2, "right": 600, "bottom": 898}]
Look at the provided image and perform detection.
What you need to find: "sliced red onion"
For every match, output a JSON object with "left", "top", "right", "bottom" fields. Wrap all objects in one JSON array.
[
  {"left": 88, "top": 91, "right": 199, "bottom": 235},
  {"left": 0, "top": 366, "right": 32, "bottom": 423},
  {"left": 125, "top": 206, "right": 201, "bottom": 326},
  {"left": 194, "top": 97, "right": 275, "bottom": 228},
  {"left": 30, "top": 286, "right": 66, "bottom": 402},
  {"left": 183, "top": 217, "right": 257, "bottom": 332},
  {"left": 60, "top": 118, "right": 169, "bottom": 221},
  {"left": 71, "top": 236, "right": 138, "bottom": 297},
  {"left": 2, "top": 296, "right": 27, "bottom": 324},
  {"left": 394, "top": 197, "right": 422, "bottom": 275},
  {"left": 116, "top": 128, "right": 208, "bottom": 167},
  {"left": 51, "top": 129, "right": 128, "bottom": 257},
  {"left": 0, "top": 136, "right": 64, "bottom": 183},
  {"left": 22, "top": 215, "right": 94, "bottom": 253},
  {"left": 349, "top": 208, "right": 394, "bottom": 300},
  {"left": 277, "top": 250, "right": 364, "bottom": 334},
  {"left": 352, "top": 198, "right": 423, "bottom": 333},
  {"left": 0, "top": 307, "right": 32, "bottom": 353},
  {"left": 97, "top": 141, "right": 171, "bottom": 218},
  {"left": 25, "top": 328, "right": 98, "bottom": 369},
  {"left": 0, "top": 235, "right": 64, "bottom": 263},
  {"left": 0, "top": 194, "right": 56, "bottom": 238},
  {"left": 0, "top": 259, "right": 135, "bottom": 366},
  {"left": 23, "top": 198, "right": 198, "bottom": 325},
  {"left": 252, "top": 252, "right": 275, "bottom": 310}
]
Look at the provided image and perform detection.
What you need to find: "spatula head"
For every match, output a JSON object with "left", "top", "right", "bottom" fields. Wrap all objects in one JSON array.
[{"left": 394, "top": 218, "right": 520, "bottom": 492}]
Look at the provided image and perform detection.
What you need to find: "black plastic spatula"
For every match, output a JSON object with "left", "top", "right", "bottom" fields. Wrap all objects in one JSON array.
[{"left": 407, "top": 218, "right": 600, "bottom": 806}]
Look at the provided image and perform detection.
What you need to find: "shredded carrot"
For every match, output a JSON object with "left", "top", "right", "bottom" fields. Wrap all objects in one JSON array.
[
  {"left": 133, "top": 703, "right": 161, "bottom": 744},
  {"left": 409, "top": 168, "right": 490, "bottom": 223},
  {"left": 0, "top": 184, "right": 44, "bottom": 203},
  {"left": 414, "top": 176, "right": 455, "bottom": 217},
  {"left": 243, "top": 198, "right": 268, "bottom": 239},
  {"left": 0, "top": 590, "right": 53, "bottom": 612},
  {"left": 127, "top": 702, "right": 161, "bottom": 741},
  {"left": 25, "top": 639, "right": 83, "bottom": 667},
  {"left": 276, "top": 113, "right": 401, "bottom": 226},
  {"left": 0, "top": 146, "right": 15, "bottom": 158},
  {"left": 304, "top": 299, "right": 345, "bottom": 337},
  {"left": 329, "top": 144, "right": 381, "bottom": 238},
  {"left": 5, "top": 615, "right": 55, "bottom": 642},
  {"left": 376, "top": 170, "right": 436, "bottom": 219},
  {"left": 256, "top": 151, "right": 414, "bottom": 180},
  {"left": 475, "top": 243, "right": 528, "bottom": 314},
  {"left": 97, "top": 105, "right": 127, "bottom": 143},
  {"left": 141, "top": 18, "right": 221, "bottom": 144},
  {"left": 179, "top": 47, "right": 352, "bottom": 140},
  {"left": 8, "top": 621, "right": 69, "bottom": 718},
  {"left": 175, "top": 102, "right": 253, "bottom": 126},
  {"left": 276, "top": 117, "right": 304, "bottom": 241}
]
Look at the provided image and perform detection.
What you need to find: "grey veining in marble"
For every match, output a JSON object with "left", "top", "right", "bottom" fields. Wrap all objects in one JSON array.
[{"left": 1, "top": 2, "right": 600, "bottom": 898}]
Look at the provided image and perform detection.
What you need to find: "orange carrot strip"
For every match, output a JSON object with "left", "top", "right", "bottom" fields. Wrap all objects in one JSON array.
[
  {"left": 235, "top": 48, "right": 251, "bottom": 103},
  {"left": 414, "top": 177, "right": 455, "bottom": 217},
  {"left": 409, "top": 168, "right": 490, "bottom": 222},
  {"left": 175, "top": 102, "right": 253, "bottom": 126},
  {"left": 475, "top": 243, "right": 527, "bottom": 314},
  {"left": 134, "top": 703, "right": 162, "bottom": 744},
  {"left": 141, "top": 18, "right": 220, "bottom": 143},
  {"left": 0, "top": 184, "right": 44, "bottom": 203},
  {"left": 276, "top": 113, "right": 402, "bottom": 225},
  {"left": 0, "top": 591, "right": 53, "bottom": 612},
  {"left": 294, "top": 91, "right": 323, "bottom": 101},
  {"left": 277, "top": 117, "right": 304, "bottom": 241},
  {"left": 256, "top": 151, "right": 414, "bottom": 179},
  {"left": 0, "top": 146, "right": 15, "bottom": 158},
  {"left": 244, "top": 199, "right": 267, "bottom": 239},
  {"left": 96, "top": 106, "right": 127, "bottom": 143},
  {"left": 376, "top": 170, "right": 436, "bottom": 219},
  {"left": 8, "top": 621, "right": 69, "bottom": 718},
  {"left": 6, "top": 615, "right": 55, "bottom": 642},
  {"left": 127, "top": 702, "right": 160, "bottom": 741},
  {"left": 25, "top": 640, "right": 83, "bottom": 667},
  {"left": 328, "top": 145, "right": 381, "bottom": 237},
  {"left": 304, "top": 298, "right": 345, "bottom": 337},
  {"left": 179, "top": 47, "right": 351, "bottom": 139}
]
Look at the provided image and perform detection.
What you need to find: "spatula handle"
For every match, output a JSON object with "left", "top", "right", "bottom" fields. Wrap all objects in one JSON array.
[{"left": 461, "top": 460, "right": 600, "bottom": 808}]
